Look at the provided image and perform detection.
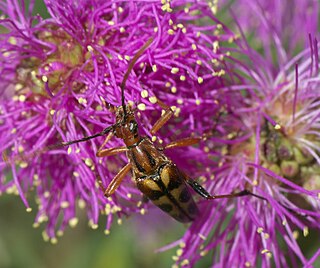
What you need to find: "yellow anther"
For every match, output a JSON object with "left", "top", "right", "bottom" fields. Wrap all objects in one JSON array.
[
  {"left": 87, "top": 45, "right": 94, "bottom": 52},
  {"left": 197, "top": 77, "right": 204, "bottom": 84},
  {"left": 171, "top": 67, "right": 179, "bottom": 74},
  {"left": 20, "top": 162, "right": 28, "bottom": 168},
  {"left": 293, "top": 230, "right": 299, "bottom": 239},
  {"left": 57, "top": 230, "right": 64, "bottom": 237},
  {"left": 69, "top": 217, "right": 79, "bottom": 227},
  {"left": 19, "top": 95, "right": 26, "bottom": 102},
  {"left": 78, "top": 199, "right": 86, "bottom": 209},
  {"left": 181, "top": 259, "right": 190, "bottom": 266},
  {"left": 137, "top": 103, "right": 146, "bottom": 111},
  {"left": 257, "top": 227, "right": 264, "bottom": 233},
  {"left": 42, "top": 231, "right": 49, "bottom": 242},
  {"left": 149, "top": 96, "right": 157, "bottom": 104},
  {"left": 60, "top": 201, "right": 69, "bottom": 208},
  {"left": 85, "top": 158, "right": 93, "bottom": 166},
  {"left": 200, "top": 250, "right": 208, "bottom": 256},
  {"left": 152, "top": 64, "right": 157, "bottom": 72},
  {"left": 213, "top": 41, "right": 219, "bottom": 53},
  {"left": 274, "top": 124, "right": 281, "bottom": 130},
  {"left": 50, "top": 237, "right": 58, "bottom": 244},
  {"left": 78, "top": 97, "right": 87, "bottom": 104},
  {"left": 140, "top": 208, "right": 146, "bottom": 215},
  {"left": 303, "top": 226, "right": 309, "bottom": 237},
  {"left": 41, "top": 75, "right": 48, "bottom": 83}
]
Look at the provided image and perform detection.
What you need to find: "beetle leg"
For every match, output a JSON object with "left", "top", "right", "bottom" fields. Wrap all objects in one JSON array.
[
  {"left": 96, "top": 146, "right": 128, "bottom": 157},
  {"left": 164, "top": 137, "right": 203, "bottom": 150},
  {"left": 186, "top": 179, "right": 266, "bottom": 201},
  {"left": 97, "top": 162, "right": 132, "bottom": 197},
  {"left": 96, "top": 131, "right": 128, "bottom": 157},
  {"left": 150, "top": 99, "right": 173, "bottom": 135}
]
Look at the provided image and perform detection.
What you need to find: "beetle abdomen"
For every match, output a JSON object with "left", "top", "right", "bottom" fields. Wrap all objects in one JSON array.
[{"left": 136, "top": 162, "right": 199, "bottom": 223}]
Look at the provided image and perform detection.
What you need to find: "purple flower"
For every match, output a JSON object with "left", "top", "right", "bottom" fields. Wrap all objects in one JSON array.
[
  {"left": 220, "top": 0, "right": 319, "bottom": 65},
  {"left": 0, "top": 0, "right": 234, "bottom": 242},
  {"left": 167, "top": 5, "right": 320, "bottom": 267}
]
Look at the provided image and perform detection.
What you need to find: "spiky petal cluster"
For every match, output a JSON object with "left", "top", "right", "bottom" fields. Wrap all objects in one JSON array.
[
  {"left": 0, "top": 0, "right": 233, "bottom": 241},
  {"left": 169, "top": 3, "right": 320, "bottom": 267},
  {"left": 171, "top": 38, "right": 320, "bottom": 268},
  {"left": 219, "top": 0, "right": 319, "bottom": 65}
]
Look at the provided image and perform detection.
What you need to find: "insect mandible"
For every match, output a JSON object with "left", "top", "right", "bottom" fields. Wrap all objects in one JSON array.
[{"left": 42, "top": 38, "right": 263, "bottom": 222}]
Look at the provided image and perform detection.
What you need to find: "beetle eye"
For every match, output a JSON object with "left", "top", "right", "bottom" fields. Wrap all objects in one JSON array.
[{"left": 129, "top": 120, "right": 138, "bottom": 132}]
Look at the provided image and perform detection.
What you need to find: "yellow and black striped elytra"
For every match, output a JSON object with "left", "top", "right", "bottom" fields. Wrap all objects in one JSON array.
[
  {"left": 129, "top": 138, "right": 199, "bottom": 222},
  {"left": 96, "top": 107, "right": 203, "bottom": 223}
]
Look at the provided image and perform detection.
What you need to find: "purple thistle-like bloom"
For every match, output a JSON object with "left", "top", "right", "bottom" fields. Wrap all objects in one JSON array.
[
  {"left": 172, "top": 41, "right": 320, "bottom": 268},
  {"left": 0, "top": 0, "right": 234, "bottom": 242},
  {"left": 167, "top": 3, "right": 320, "bottom": 268},
  {"left": 220, "top": 0, "right": 319, "bottom": 67}
]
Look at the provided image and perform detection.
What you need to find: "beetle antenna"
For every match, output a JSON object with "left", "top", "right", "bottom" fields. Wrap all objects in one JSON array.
[
  {"left": 120, "top": 37, "right": 154, "bottom": 118},
  {"left": 2, "top": 125, "right": 115, "bottom": 166}
]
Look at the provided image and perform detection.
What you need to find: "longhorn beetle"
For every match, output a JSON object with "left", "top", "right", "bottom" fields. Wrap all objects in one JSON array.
[{"left": 13, "top": 38, "right": 264, "bottom": 222}]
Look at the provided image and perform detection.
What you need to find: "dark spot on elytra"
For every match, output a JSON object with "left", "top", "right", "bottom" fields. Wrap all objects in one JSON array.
[
  {"left": 148, "top": 190, "right": 164, "bottom": 200},
  {"left": 179, "top": 188, "right": 191, "bottom": 203},
  {"left": 168, "top": 178, "right": 182, "bottom": 191},
  {"left": 159, "top": 203, "right": 173, "bottom": 212}
]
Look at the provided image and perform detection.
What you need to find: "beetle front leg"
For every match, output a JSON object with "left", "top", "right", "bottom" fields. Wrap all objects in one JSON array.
[
  {"left": 97, "top": 162, "right": 132, "bottom": 197},
  {"left": 95, "top": 131, "right": 128, "bottom": 157},
  {"left": 96, "top": 146, "right": 128, "bottom": 157}
]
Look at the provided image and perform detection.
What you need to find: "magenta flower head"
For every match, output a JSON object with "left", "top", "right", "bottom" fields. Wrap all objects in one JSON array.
[
  {"left": 220, "top": 0, "right": 319, "bottom": 63},
  {"left": 167, "top": 6, "right": 320, "bottom": 268},
  {"left": 0, "top": 0, "right": 235, "bottom": 243}
]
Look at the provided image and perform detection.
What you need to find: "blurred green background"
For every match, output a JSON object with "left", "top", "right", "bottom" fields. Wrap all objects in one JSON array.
[{"left": 0, "top": 194, "right": 186, "bottom": 268}]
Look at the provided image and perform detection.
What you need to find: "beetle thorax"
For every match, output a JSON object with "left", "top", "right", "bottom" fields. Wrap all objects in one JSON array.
[{"left": 114, "top": 106, "right": 140, "bottom": 146}]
